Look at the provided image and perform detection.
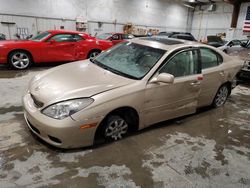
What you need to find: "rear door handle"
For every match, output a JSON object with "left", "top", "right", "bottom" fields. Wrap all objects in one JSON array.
[
  {"left": 220, "top": 71, "right": 225, "bottom": 77},
  {"left": 190, "top": 81, "right": 201, "bottom": 86}
]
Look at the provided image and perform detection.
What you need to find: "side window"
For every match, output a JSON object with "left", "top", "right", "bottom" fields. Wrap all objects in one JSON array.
[
  {"left": 231, "top": 40, "right": 241, "bottom": 46},
  {"left": 122, "top": 34, "right": 127, "bottom": 39},
  {"left": 122, "top": 34, "right": 134, "bottom": 39},
  {"left": 159, "top": 50, "right": 199, "bottom": 77},
  {"left": 200, "top": 48, "right": 223, "bottom": 69},
  {"left": 112, "top": 34, "right": 119, "bottom": 40},
  {"left": 48, "top": 34, "right": 75, "bottom": 42},
  {"left": 73, "top": 34, "right": 83, "bottom": 41}
]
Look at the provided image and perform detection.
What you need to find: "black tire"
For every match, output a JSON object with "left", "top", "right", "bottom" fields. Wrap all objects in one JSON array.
[
  {"left": 8, "top": 50, "right": 32, "bottom": 70},
  {"left": 101, "top": 115, "right": 129, "bottom": 142},
  {"left": 212, "top": 84, "right": 230, "bottom": 108},
  {"left": 87, "top": 50, "right": 101, "bottom": 59}
]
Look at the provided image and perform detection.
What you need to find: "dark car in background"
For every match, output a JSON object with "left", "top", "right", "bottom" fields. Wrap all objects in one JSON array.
[
  {"left": 96, "top": 32, "right": 134, "bottom": 45},
  {"left": 206, "top": 36, "right": 225, "bottom": 48},
  {"left": 157, "top": 31, "right": 196, "bottom": 41},
  {"left": 0, "top": 33, "right": 6, "bottom": 40}
]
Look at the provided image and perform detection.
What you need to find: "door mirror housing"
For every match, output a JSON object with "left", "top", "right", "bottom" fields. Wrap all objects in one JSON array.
[
  {"left": 150, "top": 73, "right": 174, "bottom": 84},
  {"left": 49, "top": 39, "right": 56, "bottom": 44}
]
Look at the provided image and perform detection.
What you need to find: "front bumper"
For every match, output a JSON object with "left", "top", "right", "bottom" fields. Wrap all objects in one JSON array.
[
  {"left": 23, "top": 93, "right": 101, "bottom": 149},
  {"left": 0, "top": 56, "right": 7, "bottom": 64}
]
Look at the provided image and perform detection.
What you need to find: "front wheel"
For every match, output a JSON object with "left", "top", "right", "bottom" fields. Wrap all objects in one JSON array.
[
  {"left": 8, "top": 51, "right": 32, "bottom": 70},
  {"left": 104, "top": 115, "right": 129, "bottom": 141},
  {"left": 212, "top": 85, "right": 230, "bottom": 107}
]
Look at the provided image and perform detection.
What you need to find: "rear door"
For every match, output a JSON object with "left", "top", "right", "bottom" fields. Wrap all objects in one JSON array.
[
  {"left": 143, "top": 48, "right": 202, "bottom": 127},
  {"left": 197, "top": 47, "right": 225, "bottom": 107}
]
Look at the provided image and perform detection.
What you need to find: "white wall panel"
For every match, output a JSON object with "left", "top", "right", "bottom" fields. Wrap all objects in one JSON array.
[
  {"left": 0, "top": 0, "right": 191, "bottom": 39},
  {"left": 191, "top": 3, "right": 233, "bottom": 40},
  {"left": 191, "top": 2, "right": 250, "bottom": 40}
]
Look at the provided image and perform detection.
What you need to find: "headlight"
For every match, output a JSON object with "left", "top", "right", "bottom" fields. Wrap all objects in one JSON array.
[{"left": 42, "top": 98, "right": 94, "bottom": 120}]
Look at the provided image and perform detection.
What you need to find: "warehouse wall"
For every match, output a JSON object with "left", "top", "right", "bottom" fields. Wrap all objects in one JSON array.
[
  {"left": 0, "top": 0, "right": 191, "bottom": 39},
  {"left": 191, "top": 2, "right": 250, "bottom": 41}
]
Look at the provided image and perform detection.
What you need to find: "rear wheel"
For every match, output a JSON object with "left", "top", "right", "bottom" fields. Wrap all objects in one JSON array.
[
  {"left": 212, "top": 85, "right": 230, "bottom": 107},
  {"left": 88, "top": 50, "right": 100, "bottom": 59},
  {"left": 8, "top": 51, "right": 32, "bottom": 70}
]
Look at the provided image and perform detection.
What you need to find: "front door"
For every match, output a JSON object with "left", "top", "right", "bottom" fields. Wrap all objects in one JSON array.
[
  {"left": 43, "top": 33, "right": 77, "bottom": 62},
  {"left": 143, "top": 49, "right": 202, "bottom": 127}
]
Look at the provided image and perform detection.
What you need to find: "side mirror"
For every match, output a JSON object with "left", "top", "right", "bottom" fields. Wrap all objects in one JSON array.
[
  {"left": 150, "top": 73, "right": 174, "bottom": 84},
  {"left": 49, "top": 39, "right": 56, "bottom": 44}
]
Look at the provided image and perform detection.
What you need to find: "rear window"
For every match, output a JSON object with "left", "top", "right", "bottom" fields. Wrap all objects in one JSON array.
[
  {"left": 200, "top": 48, "right": 223, "bottom": 69},
  {"left": 122, "top": 34, "right": 134, "bottom": 39}
]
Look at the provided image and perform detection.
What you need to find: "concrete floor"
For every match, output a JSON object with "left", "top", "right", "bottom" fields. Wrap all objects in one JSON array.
[{"left": 0, "top": 65, "right": 250, "bottom": 188}]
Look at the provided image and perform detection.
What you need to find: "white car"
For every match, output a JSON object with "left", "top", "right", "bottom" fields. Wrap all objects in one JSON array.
[{"left": 218, "top": 40, "right": 244, "bottom": 54}]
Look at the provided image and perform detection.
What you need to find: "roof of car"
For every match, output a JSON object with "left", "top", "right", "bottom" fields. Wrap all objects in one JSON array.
[
  {"left": 132, "top": 36, "right": 200, "bottom": 51},
  {"left": 106, "top": 32, "right": 128, "bottom": 35},
  {"left": 134, "top": 36, "right": 229, "bottom": 55},
  {"left": 47, "top": 30, "right": 93, "bottom": 39},
  {"left": 48, "top": 30, "right": 82, "bottom": 34},
  {"left": 141, "top": 37, "right": 184, "bottom": 45}
]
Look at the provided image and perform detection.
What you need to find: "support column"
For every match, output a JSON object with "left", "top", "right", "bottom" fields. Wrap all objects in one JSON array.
[{"left": 230, "top": 2, "right": 241, "bottom": 28}]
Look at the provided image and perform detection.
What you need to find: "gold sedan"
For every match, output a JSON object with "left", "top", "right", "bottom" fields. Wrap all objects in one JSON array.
[{"left": 23, "top": 37, "right": 243, "bottom": 148}]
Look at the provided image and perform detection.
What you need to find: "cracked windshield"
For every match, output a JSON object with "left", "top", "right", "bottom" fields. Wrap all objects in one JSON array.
[{"left": 93, "top": 42, "right": 166, "bottom": 79}]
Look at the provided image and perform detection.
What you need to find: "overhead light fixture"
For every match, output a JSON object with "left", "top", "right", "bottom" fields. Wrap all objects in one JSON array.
[
  {"left": 188, "top": 0, "right": 196, "bottom": 2},
  {"left": 183, "top": 3, "right": 195, "bottom": 9}
]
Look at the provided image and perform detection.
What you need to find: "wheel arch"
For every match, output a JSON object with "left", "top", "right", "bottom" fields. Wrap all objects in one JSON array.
[
  {"left": 223, "top": 81, "right": 232, "bottom": 95},
  {"left": 8, "top": 49, "right": 34, "bottom": 63},
  {"left": 211, "top": 81, "right": 232, "bottom": 107},
  {"left": 94, "top": 106, "right": 140, "bottom": 143},
  {"left": 87, "top": 49, "right": 102, "bottom": 58}
]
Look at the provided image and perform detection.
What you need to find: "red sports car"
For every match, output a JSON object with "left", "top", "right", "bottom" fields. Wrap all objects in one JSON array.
[
  {"left": 96, "top": 32, "right": 134, "bottom": 45},
  {"left": 0, "top": 30, "right": 113, "bottom": 69}
]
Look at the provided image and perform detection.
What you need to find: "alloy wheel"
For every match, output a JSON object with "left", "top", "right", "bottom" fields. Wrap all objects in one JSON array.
[
  {"left": 214, "top": 86, "right": 228, "bottom": 107},
  {"left": 105, "top": 116, "right": 128, "bottom": 141},
  {"left": 11, "top": 52, "right": 30, "bottom": 69},
  {"left": 89, "top": 51, "right": 100, "bottom": 59}
]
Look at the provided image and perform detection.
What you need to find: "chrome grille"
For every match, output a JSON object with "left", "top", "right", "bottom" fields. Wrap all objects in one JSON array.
[{"left": 30, "top": 94, "right": 44, "bottom": 108}]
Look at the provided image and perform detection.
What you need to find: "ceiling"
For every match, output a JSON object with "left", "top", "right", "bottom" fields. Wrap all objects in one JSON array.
[{"left": 182, "top": 0, "right": 250, "bottom": 5}]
